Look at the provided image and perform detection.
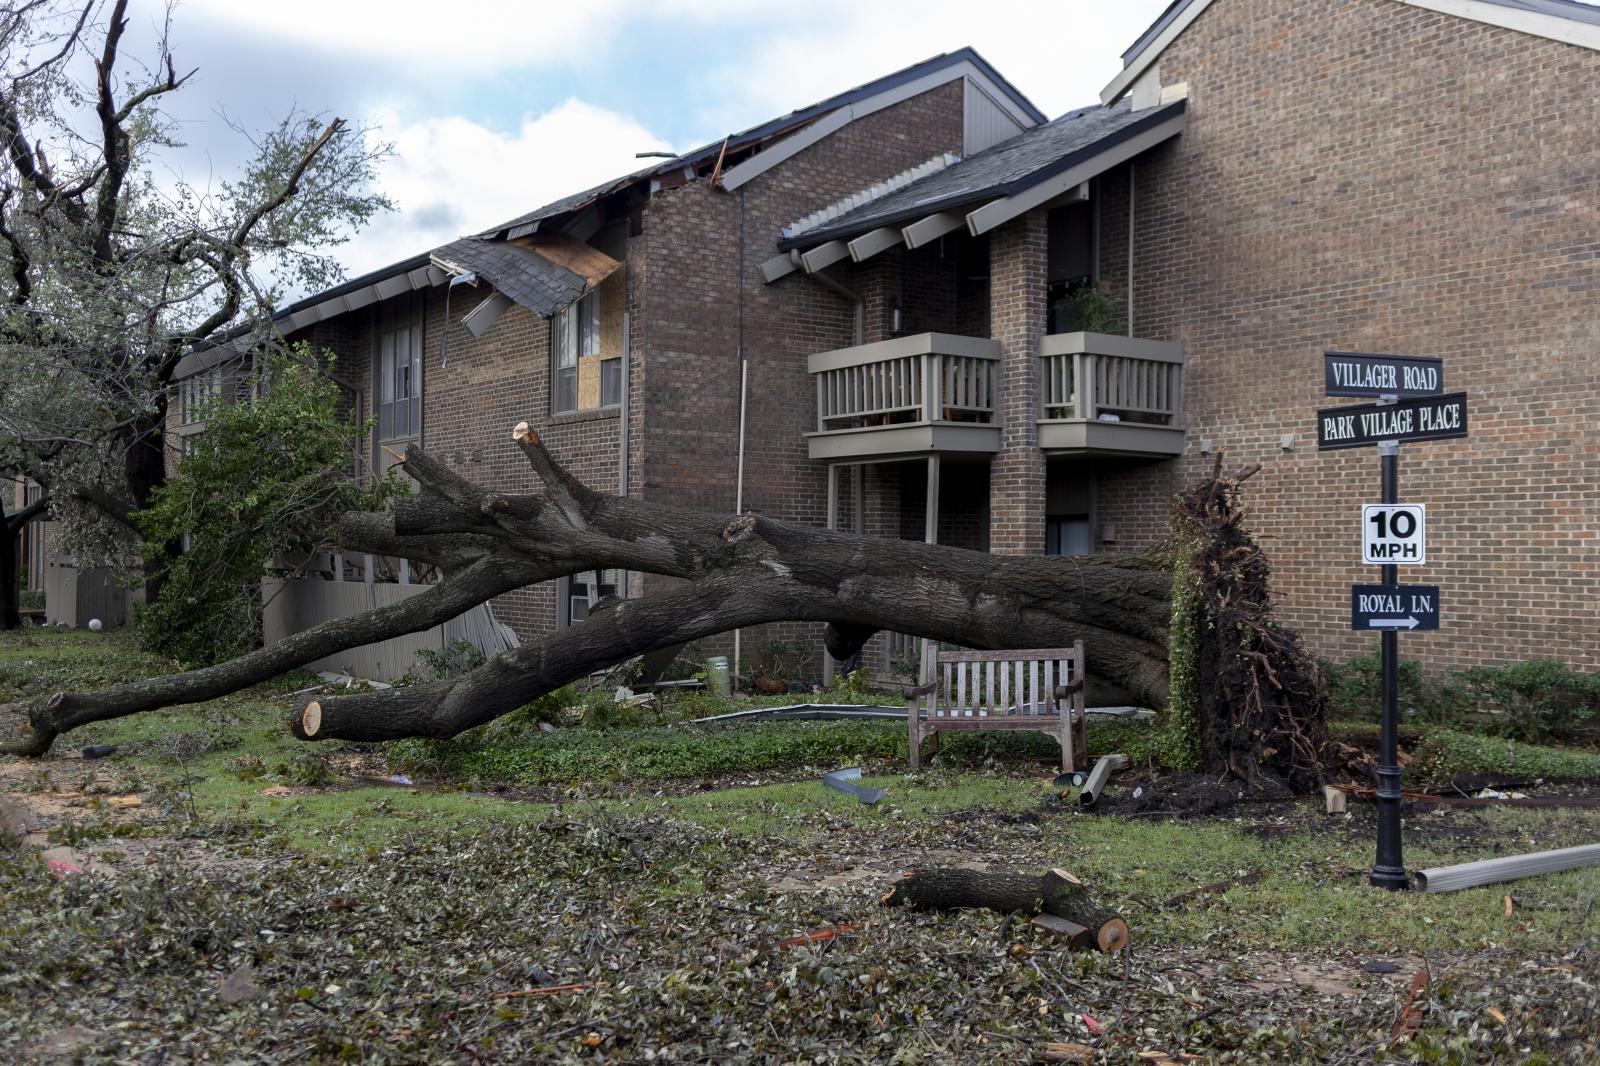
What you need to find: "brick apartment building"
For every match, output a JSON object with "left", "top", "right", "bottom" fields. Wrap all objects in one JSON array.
[{"left": 166, "top": 0, "right": 1598, "bottom": 684}]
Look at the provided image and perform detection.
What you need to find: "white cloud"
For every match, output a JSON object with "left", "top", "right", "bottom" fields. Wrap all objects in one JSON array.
[
  {"left": 339, "top": 98, "right": 675, "bottom": 277},
  {"left": 179, "top": 0, "right": 756, "bottom": 72},
  {"left": 685, "top": 1, "right": 1159, "bottom": 133}
]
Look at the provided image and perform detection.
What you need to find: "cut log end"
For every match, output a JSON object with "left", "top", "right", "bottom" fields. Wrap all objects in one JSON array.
[
  {"left": 1095, "top": 917, "right": 1129, "bottom": 954},
  {"left": 511, "top": 421, "right": 536, "bottom": 445},
  {"left": 302, "top": 700, "right": 321, "bottom": 738}
]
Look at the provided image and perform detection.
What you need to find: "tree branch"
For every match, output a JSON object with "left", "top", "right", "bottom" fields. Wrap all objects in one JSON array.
[{"left": 5, "top": 492, "right": 49, "bottom": 532}]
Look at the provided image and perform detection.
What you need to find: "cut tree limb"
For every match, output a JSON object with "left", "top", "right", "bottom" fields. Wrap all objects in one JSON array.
[{"left": 883, "top": 867, "right": 1128, "bottom": 953}]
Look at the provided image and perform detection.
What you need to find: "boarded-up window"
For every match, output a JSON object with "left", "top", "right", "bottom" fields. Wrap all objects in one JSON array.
[{"left": 553, "top": 291, "right": 612, "bottom": 413}]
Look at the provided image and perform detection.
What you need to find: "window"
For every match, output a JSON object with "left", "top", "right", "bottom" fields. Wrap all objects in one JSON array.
[
  {"left": 1046, "top": 515, "right": 1091, "bottom": 557},
  {"left": 552, "top": 291, "right": 620, "bottom": 413},
  {"left": 600, "top": 356, "right": 622, "bottom": 407},
  {"left": 564, "top": 569, "right": 619, "bottom": 626},
  {"left": 377, "top": 302, "right": 423, "bottom": 441},
  {"left": 178, "top": 369, "right": 222, "bottom": 425}
]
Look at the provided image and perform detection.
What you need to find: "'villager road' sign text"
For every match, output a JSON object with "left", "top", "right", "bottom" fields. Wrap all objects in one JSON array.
[
  {"left": 1324, "top": 352, "right": 1445, "bottom": 398},
  {"left": 1350, "top": 584, "right": 1441, "bottom": 632},
  {"left": 1317, "top": 392, "right": 1469, "bottom": 450}
]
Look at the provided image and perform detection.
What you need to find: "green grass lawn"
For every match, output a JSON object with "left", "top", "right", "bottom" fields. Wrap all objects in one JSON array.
[{"left": 4, "top": 627, "right": 1599, "bottom": 1063}]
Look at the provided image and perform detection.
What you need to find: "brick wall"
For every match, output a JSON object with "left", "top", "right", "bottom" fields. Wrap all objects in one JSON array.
[
  {"left": 987, "top": 210, "right": 1049, "bottom": 555},
  {"left": 1136, "top": 0, "right": 1600, "bottom": 672},
  {"left": 638, "top": 81, "right": 967, "bottom": 662}
]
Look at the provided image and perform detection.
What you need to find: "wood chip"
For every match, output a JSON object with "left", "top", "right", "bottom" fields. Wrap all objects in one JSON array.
[{"left": 1039, "top": 1042, "right": 1093, "bottom": 1064}]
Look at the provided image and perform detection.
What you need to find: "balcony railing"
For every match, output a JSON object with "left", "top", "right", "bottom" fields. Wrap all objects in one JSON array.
[
  {"left": 806, "top": 333, "right": 1002, "bottom": 461},
  {"left": 1037, "top": 332, "right": 1186, "bottom": 457}
]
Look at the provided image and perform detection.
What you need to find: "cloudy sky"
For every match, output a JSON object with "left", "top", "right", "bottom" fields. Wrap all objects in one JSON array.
[{"left": 105, "top": 0, "right": 1177, "bottom": 283}]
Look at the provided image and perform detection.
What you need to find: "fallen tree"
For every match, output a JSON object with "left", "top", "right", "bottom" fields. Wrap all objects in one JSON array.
[{"left": 4, "top": 422, "right": 1326, "bottom": 792}]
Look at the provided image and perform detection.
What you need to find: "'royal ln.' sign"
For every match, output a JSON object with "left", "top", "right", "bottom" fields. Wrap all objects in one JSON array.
[{"left": 1316, "top": 392, "right": 1469, "bottom": 450}]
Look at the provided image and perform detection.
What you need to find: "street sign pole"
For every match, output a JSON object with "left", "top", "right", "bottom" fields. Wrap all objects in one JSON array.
[{"left": 1371, "top": 438, "right": 1408, "bottom": 891}]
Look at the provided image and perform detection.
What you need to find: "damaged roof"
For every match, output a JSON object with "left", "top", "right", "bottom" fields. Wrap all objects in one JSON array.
[
  {"left": 777, "top": 98, "right": 1185, "bottom": 251},
  {"left": 229, "top": 46, "right": 1040, "bottom": 354},
  {"left": 429, "top": 239, "right": 585, "bottom": 319},
  {"left": 477, "top": 47, "right": 1042, "bottom": 241}
]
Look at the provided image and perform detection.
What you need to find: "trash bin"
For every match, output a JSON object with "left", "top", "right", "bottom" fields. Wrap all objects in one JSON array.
[{"left": 705, "top": 656, "right": 731, "bottom": 698}]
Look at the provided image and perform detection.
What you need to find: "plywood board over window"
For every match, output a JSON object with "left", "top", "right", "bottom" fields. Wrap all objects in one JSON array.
[{"left": 553, "top": 264, "right": 626, "bottom": 413}]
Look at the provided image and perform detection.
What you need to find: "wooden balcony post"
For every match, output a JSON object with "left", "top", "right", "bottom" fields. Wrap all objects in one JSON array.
[{"left": 1073, "top": 352, "right": 1092, "bottom": 420}]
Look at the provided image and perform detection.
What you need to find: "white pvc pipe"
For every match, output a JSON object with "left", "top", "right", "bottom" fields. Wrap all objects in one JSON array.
[
  {"left": 731, "top": 358, "right": 749, "bottom": 678},
  {"left": 1417, "top": 843, "right": 1600, "bottom": 893}
]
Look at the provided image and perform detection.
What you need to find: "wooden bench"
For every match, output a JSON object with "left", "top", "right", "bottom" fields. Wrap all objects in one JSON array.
[{"left": 906, "top": 643, "right": 1087, "bottom": 772}]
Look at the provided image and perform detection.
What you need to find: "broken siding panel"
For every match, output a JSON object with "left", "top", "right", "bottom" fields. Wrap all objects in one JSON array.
[{"left": 964, "top": 77, "right": 1026, "bottom": 155}]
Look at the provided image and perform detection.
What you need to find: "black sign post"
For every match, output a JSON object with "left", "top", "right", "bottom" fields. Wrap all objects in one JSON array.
[
  {"left": 1369, "top": 442, "right": 1410, "bottom": 891},
  {"left": 1319, "top": 353, "right": 1468, "bottom": 893}
]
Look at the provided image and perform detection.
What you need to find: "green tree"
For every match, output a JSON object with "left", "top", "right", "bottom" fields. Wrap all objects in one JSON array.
[
  {"left": 0, "top": 0, "right": 390, "bottom": 620},
  {"left": 137, "top": 348, "right": 393, "bottom": 665}
]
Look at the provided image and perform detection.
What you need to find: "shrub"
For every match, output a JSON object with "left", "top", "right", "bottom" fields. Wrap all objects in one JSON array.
[
  {"left": 1411, "top": 728, "right": 1600, "bottom": 782},
  {"left": 1456, "top": 660, "right": 1600, "bottom": 745},
  {"left": 1320, "top": 646, "right": 1451, "bottom": 725},
  {"left": 1322, "top": 648, "right": 1599, "bottom": 745}
]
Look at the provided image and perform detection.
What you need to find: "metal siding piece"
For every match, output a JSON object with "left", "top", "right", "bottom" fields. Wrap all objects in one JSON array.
[{"left": 462, "top": 292, "right": 516, "bottom": 338}]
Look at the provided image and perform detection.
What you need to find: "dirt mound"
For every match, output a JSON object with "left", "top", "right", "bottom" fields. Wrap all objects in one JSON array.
[{"left": 1090, "top": 772, "right": 1290, "bottom": 818}]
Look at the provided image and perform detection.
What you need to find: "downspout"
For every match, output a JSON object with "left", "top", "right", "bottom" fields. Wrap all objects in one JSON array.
[
  {"left": 733, "top": 189, "right": 749, "bottom": 681},
  {"left": 618, "top": 310, "right": 631, "bottom": 599},
  {"left": 1127, "top": 163, "right": 1136, "bottom": 337}
]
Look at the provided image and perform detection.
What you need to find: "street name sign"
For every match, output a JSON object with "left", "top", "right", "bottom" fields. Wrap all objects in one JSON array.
[
  {"left": 1351, "top": 584, "right": 1440, "bottom": 632},
  {"left": 1363, "top": 504, "right": 1426, "bottom": 565},
  {"left": 1324, "top": 351, "right": 1444, "bottom": 398},
  {"left": 1317, "top": 392, "right": 1468, "bottom": 450}
]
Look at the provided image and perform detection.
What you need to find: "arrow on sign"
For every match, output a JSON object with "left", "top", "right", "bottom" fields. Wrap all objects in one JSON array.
[{"left": 1369, "top": 617, "right": 1421, "bottom": 630}]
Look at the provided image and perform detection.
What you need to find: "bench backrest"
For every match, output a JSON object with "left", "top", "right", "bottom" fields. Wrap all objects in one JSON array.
[{"left": 916, "top": 643, "right": 1085, "bottom": 720}]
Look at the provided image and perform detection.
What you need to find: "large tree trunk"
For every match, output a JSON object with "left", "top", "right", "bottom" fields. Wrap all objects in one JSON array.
[
  {"left": 6, "top": 423, "right": 1173, "bottom": 756},
  {"left": 0, "top": 491, "right": 48, "bottom": 632},
  {"left": 121, "top": 409, "right": 177, "bottom": 607},
  {"left": 0, "top": 496, "right": 21, "bottom": 632}
]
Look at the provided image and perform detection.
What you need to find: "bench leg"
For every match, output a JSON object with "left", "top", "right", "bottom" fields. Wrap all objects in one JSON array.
[{"left": 908, "top": 707, "right": 920, "bottom": 769}]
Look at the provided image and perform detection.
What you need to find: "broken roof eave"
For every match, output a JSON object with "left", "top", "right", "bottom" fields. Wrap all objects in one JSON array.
[{"left": 763, "top": 103, "right": 1186, "bottom": 284}]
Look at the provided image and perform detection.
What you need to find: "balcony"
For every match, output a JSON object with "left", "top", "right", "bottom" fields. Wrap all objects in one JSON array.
[
  {"left": 806, "top": 332, "right": 1001, "bottom": 462},
  {"left": 1037, "top": 332, "right": 1186, "bottom": 457}
]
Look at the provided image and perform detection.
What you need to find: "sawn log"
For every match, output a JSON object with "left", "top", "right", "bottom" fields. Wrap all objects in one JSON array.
[{"left": 882, "top": 866, "right": 1128, "bottom": 953}]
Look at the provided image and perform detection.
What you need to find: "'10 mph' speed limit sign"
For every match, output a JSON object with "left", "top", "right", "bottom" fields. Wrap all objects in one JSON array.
[{"left": 1362, "top": 504, "right": 1426, "bottom": 565}]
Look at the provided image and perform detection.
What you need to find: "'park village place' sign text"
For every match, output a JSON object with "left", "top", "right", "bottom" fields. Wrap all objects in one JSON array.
[
  {"left": 1317, "top": 392, "right": 1469, "bottom": 450},
  {"left": 1324, "top": 352, "right": 1444, "bottom": 398}
]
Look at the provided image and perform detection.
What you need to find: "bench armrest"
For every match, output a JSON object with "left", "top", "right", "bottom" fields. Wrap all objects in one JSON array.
[
  {"left": 907, "top": 680, "right": 940, "bottom": 699},
  {"left": 1053, "top": 679, "right": 1084, "bottom": 698}
]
